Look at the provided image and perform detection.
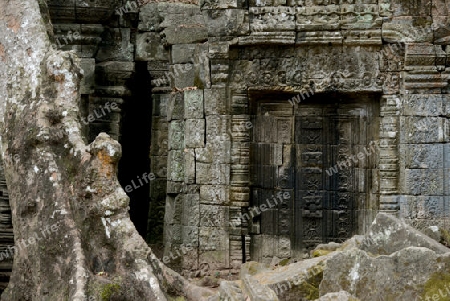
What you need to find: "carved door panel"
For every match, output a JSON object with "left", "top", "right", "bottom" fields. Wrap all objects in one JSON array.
[
  {"left": 294, "top": 106, "right": 358, "bottom": 251},
  {"left": 294, "top": 106, "right": 335, "bottom": 251},
  {"left": 250, "top": 103, "right": 294, "bottom": 260},
  {"left": 250, "top": 97, "right": 376, "bottom": 260}
]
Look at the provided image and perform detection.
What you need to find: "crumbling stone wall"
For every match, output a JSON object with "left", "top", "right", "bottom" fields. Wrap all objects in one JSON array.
[{"left": 143, "top": 0, "right": 450, "bottom": 276}]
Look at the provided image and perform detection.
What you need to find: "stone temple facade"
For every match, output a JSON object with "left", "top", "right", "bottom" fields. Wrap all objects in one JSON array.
[{"left": 2, "top": 0, "right": 450, "bottom": 286}]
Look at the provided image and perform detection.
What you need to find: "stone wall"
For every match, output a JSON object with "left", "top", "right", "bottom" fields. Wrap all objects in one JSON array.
[
  {"left": 1, "top": 0, "right": 449, "bottom": 284},
  {"left": 141, "top": 0, "right": 450, "bottom": 276}
]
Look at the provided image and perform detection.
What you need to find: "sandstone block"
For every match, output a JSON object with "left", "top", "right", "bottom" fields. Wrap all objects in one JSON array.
[{"left": 360, "top": 213, "right": 450, "bottom": 255}]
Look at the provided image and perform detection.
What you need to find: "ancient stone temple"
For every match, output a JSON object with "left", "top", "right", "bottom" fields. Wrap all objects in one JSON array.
[{"left": 2, "top": 0, "right": 450, "bottom": 289}]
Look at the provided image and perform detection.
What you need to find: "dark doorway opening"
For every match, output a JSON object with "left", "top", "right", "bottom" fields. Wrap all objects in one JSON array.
[{"left": 118, "top": 62, "right": 152, "bottom": 238}]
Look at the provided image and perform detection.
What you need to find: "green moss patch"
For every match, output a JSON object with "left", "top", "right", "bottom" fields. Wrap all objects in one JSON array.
[
  {"left": 101, "top": 283, "right": 120, "bottom": 301},
  {"left": 312, "top": 249, "right": 332, "bottom": 258},
  {"left": 421, "top": 272, "right": 450, "bottom": 301}
]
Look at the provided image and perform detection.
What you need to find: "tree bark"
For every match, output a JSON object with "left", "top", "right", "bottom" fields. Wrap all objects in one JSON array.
[{"left": 0, "top": 1, "right": 213, "bottom": 300}]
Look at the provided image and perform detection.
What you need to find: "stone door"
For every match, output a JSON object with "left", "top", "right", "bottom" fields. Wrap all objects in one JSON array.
[{"left": 249, "top": 94, "right": 379, "bottom": 262}]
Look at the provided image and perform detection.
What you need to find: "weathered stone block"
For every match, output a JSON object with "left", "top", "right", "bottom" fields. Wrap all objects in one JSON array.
[
  {"left": 136, "top": 32, "right": 169, "bottom": 61},
  {"left": 218, "top": 281, "right": 245, "bottom": 301},
  {"left": 382, "top": 17, "right": 433, "bottom": 43},
  {"left": 200, "top": 205, "right": 229, "bottom": 228},
  {"left": 211, "top": 140, "right": 232, "bottom": 164},
  {"left": 249, "top": 7, "right": 295, "bottom": 32},
  {"left": 150, "top": 157, "right": 167, "bottom": 178},
  {"left": 159, "top": 4, "right": 208, "bottom": 45},
  {"left": 195, "top": 141, "right": 230, "bottom": 165},
  {"left": 391, "top": 0, "right": 431, "bottom": 17},
  {"left": 321, "top": 248, "right": 446, "bottom": 301},
  {"left": 152, "top": 94, "right": 169, "bottom": 117},
  {"left": 403, "top": 144, "right": 443, "bottom": 169},
  {"left": 404, "top": 43, "right": 438, "bottom": 70},
  {"left": 404, "top": 169, "right": 444, "bottom": 195},
  {"left": 182, "top": 194, "right": 200, "bottom": 226},
  {"left": 250, "top": 254, "right": 330, "bottom": 300},
  {"left": 166, "top": 181, "right": 183, "bottom": 194},
  {"left": 162, "top": 243, "right": 183, "bottom": 268},
  {"left": 278, "top": 236, "right": 291, "bottom": 258},
  {"left": 150, "top": 130, "right": 168, "bottom": 156},
  {"left": 169, "top": 44, "right": 210, "bottom": 89},
  {"left": 211, "top": 163, "right": 230, "bottom": 185},
  {"left": 182, "top": 225, "right": 199, "bottom": 246},
  {"left": 208, "top": 41, "right": 230, "bottom": 59},
  {"left": 199, "top": 227, "right": 229, "bottom": 251},
  {"left": 167, "top": 92, "right": 184, "bottom": 121},
  {"left": 204, "top": 88, "right": 227, "bottom": 115},
  {"left": 399, "top": 196, "right": 446, "bottom": 219},
  {"left": 200, "top": 185, "right": 229, "bottom": 205},
  {"left": 195, "top": 145, "right": 213, "bottom": 163},
  {"left": 360, "top": 213, "right": 450, "bottom": 255},
  {"left": 171, "top": 64, "right": 196, "bottom": 89},
  {"left": 200, "top": 0, "right": 239, "bottom": 9},
  {"left": 152, "top": 116, "right": 169, "bottom": 131},
  {"left": 168, "top": 120, "right": 184, "bottom": 150},
  {"left": 171, "top": 44, "right": 197, "bottom": 64},
  {"left": 199, "top": 249, "right": 230, "bottom": 272},
  {"left": 196, "top": 162, "right": 212, "bottom": 184},
  {"left": 96, "top": 28, "right": 134, "bottom": 62},
  {"left": 443, "top": 95, "right": 450, "bottom": 116},
  {"left": 242, "top": 275, "right": 279, "bottom": 301},
  {"left": 163, "top": 223, "right": 182, "bottom": 245},
  {"left": 138, "top": 3, "right": 160, "bottom": 31},
  {"left": 402, "top": 94, "right": 443, "bottom": 116},
  {"left": 202, "top": 9, "right": 249, "bottom": 37},
  {"left": 168, "top": 194, "right": 184, "bottom": 225},
  {"left": 184, "top": 89, "right": 204, "bottom": 119},
  {"left": 180, "top": 246, "right": 200, "bottom": 272},
  {"left": 185, "top": 119, "right": 205, "bottom": 148},
  {"left": 206, "top": 115, "right": 230, "bottom": 140},
  {"left": 95, "top": 61, "right": 135, "bottom": 86},
  {"left": 168, "top": 150, "right": 184, "bottom": 181},
  {"left": 399, "top": 116, "right": 445, "bottom": 143},
  {"left": 79, "top": 58, "right": 95, "bottom": 94},
  {"left": 184, "top": 149, "right": 195, "bottom": 184}
]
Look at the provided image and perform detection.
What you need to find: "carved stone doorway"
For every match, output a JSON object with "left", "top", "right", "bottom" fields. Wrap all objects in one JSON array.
[{"left": 249, "top": 92, "right": 380, "bottom": 262}]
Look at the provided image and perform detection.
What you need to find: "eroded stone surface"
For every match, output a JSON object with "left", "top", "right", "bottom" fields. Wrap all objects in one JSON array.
[{"left": 360, "top": 213, "right": 450, "bottom": 255}]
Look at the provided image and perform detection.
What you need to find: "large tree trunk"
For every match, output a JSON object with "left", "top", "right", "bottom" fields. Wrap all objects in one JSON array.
[{"left": 0, "top": 1, "right": 213, "bottom": 300}]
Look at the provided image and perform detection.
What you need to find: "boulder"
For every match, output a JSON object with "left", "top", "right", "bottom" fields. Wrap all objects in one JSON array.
[
  {"left": 240, "top": 261, "right": 271, "bottom": 278},
  {"left": 360, "top": 213, "right": 450, "bottom": 255},
  {"left": 337, "top": 236, "right": 365, "bottom": 251},
  {"left": 216, "top": 281, "right": 245, "bottom": 301},
  {"left": 311, "top": 242, "right": 342, "bottom": 257},
  {"left": 320, "top": 247, "right": 450, "bottom": 301},
  {"left": 242, "top": 275, "right": 279, "bottom": 301},
  {"left": 251, "top": 253, "right": 334, "bottom": 301},
  {"left": 422, "top": 226, "right": 441, "bottom": 243}
]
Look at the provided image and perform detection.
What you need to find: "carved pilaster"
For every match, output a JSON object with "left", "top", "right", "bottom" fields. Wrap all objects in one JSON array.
[
  {"left": 229, "top": 90, "right": 251, "bottom": 267},
  {"left": 379, "top": 95, "right": 400, "bottom": 212}
]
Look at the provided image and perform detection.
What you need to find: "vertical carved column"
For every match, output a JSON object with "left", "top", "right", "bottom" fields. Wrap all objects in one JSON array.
[
  {"left": 379, "top": 95, "right": 400, "bottom": 212},
  {"left": 229, "top": 90, "right": 251, "bottom": 269}
]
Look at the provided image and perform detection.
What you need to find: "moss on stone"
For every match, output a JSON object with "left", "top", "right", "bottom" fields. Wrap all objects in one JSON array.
[
  {"left": 312, "top": 249, "right": 332, "bottom": 258},
  {"left": 168, "top": 296, "right": 186, "bottom": 301},
  {"left": 439, "top": 228, "right": 450, "bottom": 247},
  {"left": 421, "top": 272, "right": 450, "bottom": 301},
  {"left": 279, "top": 258, "right": 290, "bottom": 266},
  {"left": 290, "top": 266, "right": 324, "bottom": 300},
  {"left": 100, "top": 283, "right": 120, "bottom": 301}
]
